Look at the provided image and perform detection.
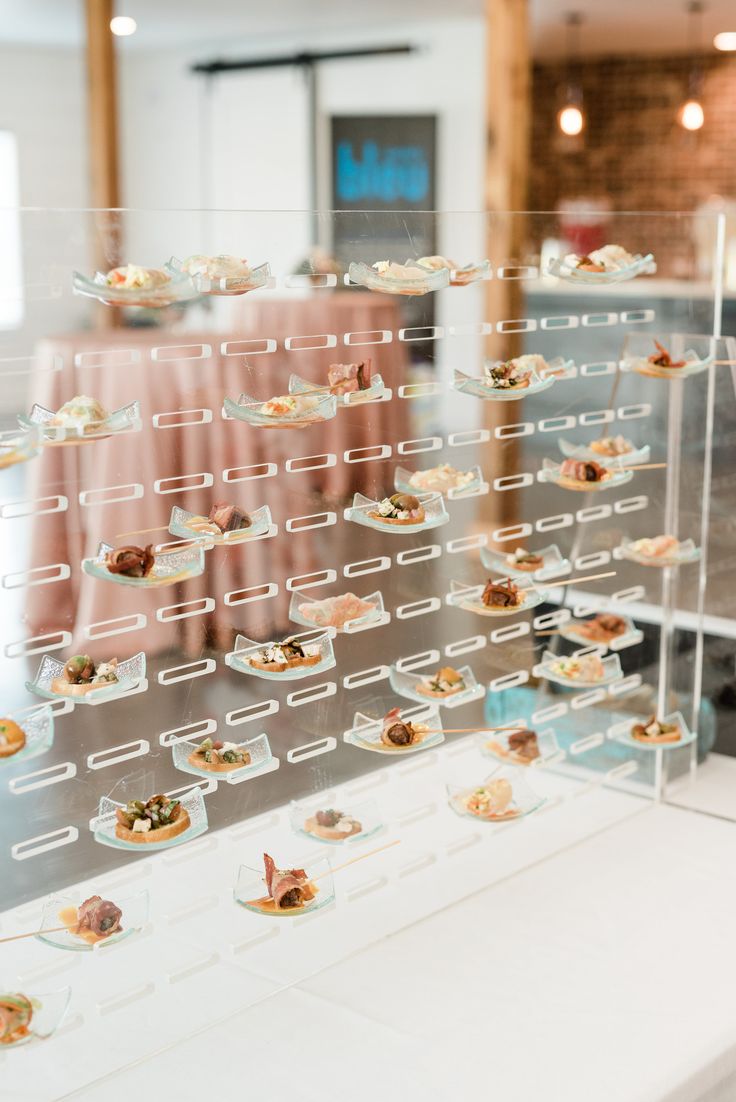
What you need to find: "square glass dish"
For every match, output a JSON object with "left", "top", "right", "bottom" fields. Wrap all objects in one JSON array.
[
  {"left": 447, "top": 764, "right": 546, "bottom": 822},
  {"left": 388, "top": 662, "right": 485, "bottom": 709},
  {"left": 72, "top": 266, "right": 198, "bottom": 307},
  {"left": 35, "top": 889, "right": 150, "bottom": 952},
  {"left": 165, "top": 256, "right": 270, "bottom": 296},
  {"left": 558, "top": 437, "right": 651, "bottom": 467},
  {"left": 394, "top": 463, "right": 486, "bottom": 500},
  {"left": 168, "top": 503, "right": 275, "bottom": 545},
  {"left": 607, "top": 710, "right": 696, "bottom": 752},
  {"left": 558, "top": 613, "right": 642, "bottom": 653},
  {"left": 172, "top": 732, "right": 273, "bottom": 785},
  {"left": 91, "top": 786, "right": 208, "bottom": 852},
  {"left": 223, "top": 390, "right": 337, "bottom": 428},
  {"left": 234, "top": 855, "right": 335, "bottom": 917},
  {"left": 534, "top": 648, "right": 623, "bottom": 689},
  {"left": 225, "top": 630, "right": 336, "bottom": 681},
  {"left": 620, "top": 332, "right": 716, "bottom": 380},
  {"left": 452, "top": 364, "right": 559, "bottom": 402},
  {"left": 0, "top": 706, "right": 54, "bottom": 765},
  {"left": 480, "top": 542, "right": 571, "bottom": 582},
  {"left": 82, "top": 541, "right": 205, "bottom": 587},
  {"left": 348, "top": 260, "right": 449, "bottom": 295},
  {"left": 289, "top": 796, "right": 384, "bottom": 846},
  {"left": 288, "top": 588, "right": 386, "bottom": 633},
  {"left": 0, "top": 425, "right": 41, "bottom": 469},
  {"left": 344, "top": 703, "right": 444, "bottom": 755},
  {"left": 26, "top": 652, "right": 146, "bottom": 705},
  {"left": 618, "top": 535, "right": 701, "bottom": 568},
  {"left": 446, "top": 579, "right": 548, "bottom": 617},
  {"left": 0, "top": 987, "right": 71, "bottom": 1048},
  {"left": 346, "top": 491, "right": 449, "bottom": 534},
  {"left": 539, "top": 457, "right": 634, "bottom": 493},
  {"left": 18, "top": 400, "right": 141, "bottom": 444},
  {"left": 480, "top": 724, "right": 560, "bottom": 768},
  {"left": 546, "top": 251, "right": 656, "bottom": 283}
]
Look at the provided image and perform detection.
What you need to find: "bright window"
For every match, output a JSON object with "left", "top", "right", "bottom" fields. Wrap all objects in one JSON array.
[{"left": 0, "top": 131, "right": 23, "bottom": 329}]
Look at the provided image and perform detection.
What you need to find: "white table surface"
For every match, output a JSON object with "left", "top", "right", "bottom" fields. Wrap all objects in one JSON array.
[{"left": 53, "top": 755, "right": 736, "bottom": 1102}]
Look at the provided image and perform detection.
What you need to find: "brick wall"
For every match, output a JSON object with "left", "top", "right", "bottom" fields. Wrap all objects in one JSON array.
[{"left": 530, "top": 52, "right": 736, "bottom": 270}]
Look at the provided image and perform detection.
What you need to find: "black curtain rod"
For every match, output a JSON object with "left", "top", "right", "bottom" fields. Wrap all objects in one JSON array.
[{"left": 191, "top": 43, "right": 413, "bottom": 75}]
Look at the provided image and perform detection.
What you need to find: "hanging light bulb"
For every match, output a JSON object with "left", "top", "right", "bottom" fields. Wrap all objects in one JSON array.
[
  {"left": 557, "top": 13, "right": 585, "bottom": 137},
  {"left": 558, "top": 104, "right": 584, "bottom": 135},
  {"left": 678, "top": 99, "right": 705, "bottom": 130},
  {"left": 678, "top": 2, "right": 705, "bottom": 130}
]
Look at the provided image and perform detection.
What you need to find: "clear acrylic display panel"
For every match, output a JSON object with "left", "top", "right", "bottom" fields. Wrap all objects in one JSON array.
[{"left": 0, "top": 207, "right": 730, "bottom": 1093}]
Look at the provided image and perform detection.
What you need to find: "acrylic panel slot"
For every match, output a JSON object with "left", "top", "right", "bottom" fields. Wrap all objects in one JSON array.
[
  {"left": 9, "top": 761, "right": 76, "bottom": 795},
  {"left": 287, "top": 737, "right": 337, "bottom": 763},
  {"left": 343, "top": 665, "right": 390, "bottom": 689},
  {"left": 160, "top": 718, "right": 218, "bottom": 747},
  {"left": 445, "top": 634, "right": 486, "bottom": 657},
  {"left": 87, "top": 739, "right": 150, "bottom": 771},
  {"left": 11, "top": 825, "right": 78, "bottom": 861},
  {"left": 224, "top": 582, "right": 278, "bottom": 606},
  {"left": 2, "top": 562, "right": 70, "bottom": 589},
  {"left": 226, "top": 700, "right": 279, "bottom": 727},
  {"left": 157, "top": 598, "right": 215, "bottom": 623},
  {"left": 5, "top": 630, "right": 71, "bottom": 659},
  {"left": 223, "top": 461, "right": 278, "bottom": 482},
  {"left": 396, "top": 544, "right": 441, "bottom": 566},
  {"left": 154, "top": 472, "right": 214, "bottom": 495},
  {"left": 158, "top": 659, "right": 216, "bottom": 686},
  {"left": 344, "top": 329, "right": 392, "bottom": 346},
  {"left": 489, "top": 669, "right": 529, "bottom": 692},
  {"left": 284, "top": 332, "right": 337, "bottom": 351},
  {"left": 286, "top": 682, "right": 336, "bottom": 707},
  {"left": 446, "top": 533, "right": 487, "bottom": 554},
  {"left": 1, "top": 495, "right": 68, "bottom": 519},
  {"left": 221, "top": 338, "right": 276, "bottom": 357},
  {"left": 79, "top": 483, "right": 143, "bottom": 507},
  {"left": 85, "top": 613, "right": 146, "bottom": 640},
  {"left": 152, "top": 408, "right": 213, "bottom": 429}
]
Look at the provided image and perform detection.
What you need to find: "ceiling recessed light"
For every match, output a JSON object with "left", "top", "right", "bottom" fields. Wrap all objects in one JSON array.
[
  {"left": 110, "top": 15, "right": 137, "bottom": 36},
  {"left": 714, "top": 31, "right": 736, "bottom": 50}
]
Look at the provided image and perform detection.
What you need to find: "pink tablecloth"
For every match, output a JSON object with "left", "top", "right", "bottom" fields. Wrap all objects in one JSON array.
[{"left": 25, "top": 294, "right": 410, "bottom": 656}]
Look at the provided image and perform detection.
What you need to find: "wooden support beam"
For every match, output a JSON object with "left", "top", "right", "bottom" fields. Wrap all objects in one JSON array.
[
  {"left": 85, "top": 0, "right": 121, "bottom": 280},
  {"left": 482, "top": 0, "right": 530, "bottom": 539}
]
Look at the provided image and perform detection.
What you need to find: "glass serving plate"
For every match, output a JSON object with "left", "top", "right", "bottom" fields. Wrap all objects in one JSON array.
[
  {"left": 534, "top": 648, "right": 623, "bottom": 689},
  {"left": 288, "top": 371, "right": 388, "bottom": 407},
  {"left": 480, "top": 724, "right": 561, "bottom": 768},
  {"left": 447, "top": 765, "right": 546, "bottom": 823},
  {"left": 453, "top": 364, "right": 559, "bottom": 402},
  {"left": 91, "top": 786, "right": 208, "bottom": 852},
  {"left": 348, "top": 260, "right": 449, "bottom": 296},
  {"left": 18, "top": 400, "right": 141, "bottom": 444},
  {"left": 394, "top": 463, "right": 486, "bottom": 500},
  {"left": 558, "top": 438, "right": 651, "bottom": 467},
  {"left": 480, "top": 543, "right": 571, "bottom": 582},
  {"left": 546, "top": 252, "right": 656, "bottom": 284},
  {"left": 0, "top": 425, "right": 42, "bottom": 470},
  {"left": 172, "top": 732, "right": 273, "bottom": 785},
  {"left": 346, "top": 491, "right": 449, "bottom": 534},
  {"left": 0, "top": 706, "right": 54, "bottom": 765},
  {"left": 234, "top": 856, "right": 335, "bottom": 917},
  {"left": 446, "top": 579, "right": 548, "bottom": 617},
  {"left": 72, "top": 267, "right": 198, "bottom": 307},
  {"left": 538, "top": 457, "right": 634, "bottom": 493},
  {"left": 388, "top": 663, "right": 485, "bottom": 709},
  {"left": 288, "top": 588, "right": 386, "bottom": 633},
  {"left": 26, "top": 652, "right": 146, "bottom": 705},
  {"left": 620, "top": 333, "right": 716, "bottom": 380},
  {"left": 82, "top": 540, "right": 205, "bottom": 588},
  {"left": 559, "top": 614, "right": 642, "bottom": 653},
  {"left": 166, "top": 256, "right": 270, "bottom": 296},
  {"left": 0, "top": 987, "right": 71, "bottom": 1048},
  {"left": 35, "top": 889, "right": 150, "bottom": 952},
  {"left": 618, "top": 536, "right": 701, "bottom": 568},
  {"left": 607, "top": 710, "right": 696, "bottom": 752},
  {"left": 225, "top": 630, "right": 336, "bottom": 681},
  {"left": 168, "top": 504, "right": 275, "bottom": 545},
  {"left": 289, "top": 796, "right": 384, "bottom": 847},
  {"left": 223, "top": 391, "right": 337, "bottom": 428},
  {"left": 344, "top": 703, "right": 444, "bottom": 755}
]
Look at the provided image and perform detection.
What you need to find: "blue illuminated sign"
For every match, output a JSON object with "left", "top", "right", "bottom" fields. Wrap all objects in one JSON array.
[{"left": 335, "top": 140, "right": 430, "bottom": 204}]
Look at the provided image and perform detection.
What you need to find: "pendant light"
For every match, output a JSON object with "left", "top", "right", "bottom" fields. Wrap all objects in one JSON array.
[
  {"left": 557, "top": 12, "right": 585, "bottom": 136},
  {"left": 678, "top": 1, "right": 705, "bottom": 130}
]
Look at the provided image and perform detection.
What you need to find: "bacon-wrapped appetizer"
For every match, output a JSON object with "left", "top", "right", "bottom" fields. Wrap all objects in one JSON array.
[
  {"left": 263, "top": 853, "right": 317, "bottom": 910},
  {"left": 380, "top": 707, "right": 431, "bottom": 749},
  {"left": 482, "top": 577, "right": 522, "bottom": 609},
  {"left": 327, "top": 359, "right": 372, "bottom": 395},
  {"left": 572, "top": 613, "right": 627, "bottom": 644},
  {"left": 105, "top": 544, "right": 155, "bottom": 578},
  {"left": 558, "top": 458, "right": 609, "bottom": 488},
  {"left": 57, "top": 895, "right": 124, "bottom": 945}
]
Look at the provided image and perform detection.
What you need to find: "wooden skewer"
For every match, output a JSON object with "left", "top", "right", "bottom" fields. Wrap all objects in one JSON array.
[
  {"left": 624, "top": 463, "right": 667, "bottom": 471},
  {"left": 422, "top": 724, "right": 529, "bottom": 735},
  {"left": 312, "top": 838, "right": 401, "bottom": 881},
  {"left": 523, "top": 570, "right": 616, "bottom": 592},
  {"left": 714, "top": 360, "right": 736, "bottom": 365},
  {"left": 0, "top": 924, "right": 72, "bottom": 946},
  {"left": 114, "top": 525, "right": 170, "bottom": 539}
]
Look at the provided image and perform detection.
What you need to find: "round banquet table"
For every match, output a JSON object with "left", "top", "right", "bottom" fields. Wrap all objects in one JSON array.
[{"left": 23, "top": 293, "right": 411, "bottom": 655}]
